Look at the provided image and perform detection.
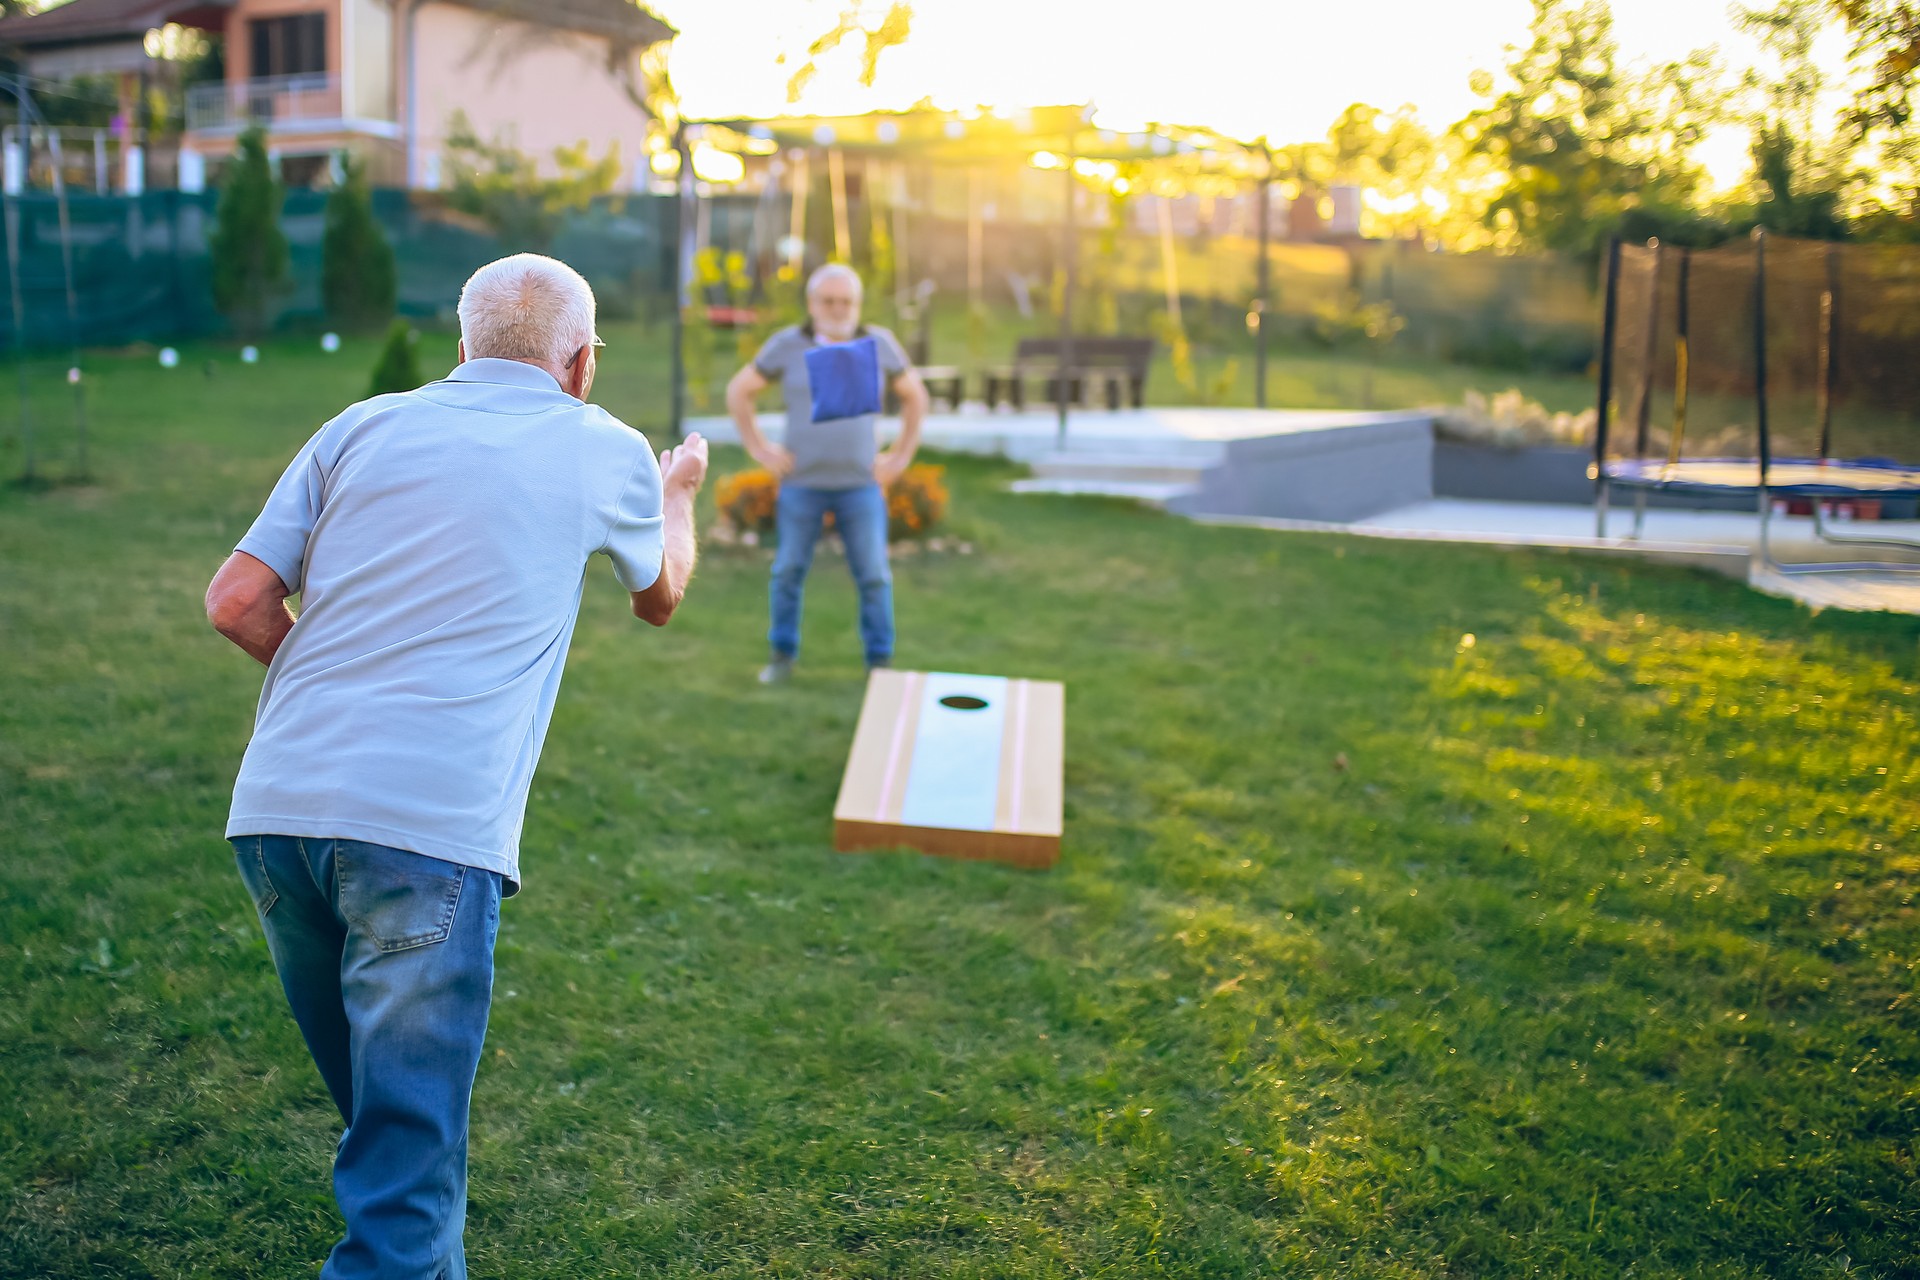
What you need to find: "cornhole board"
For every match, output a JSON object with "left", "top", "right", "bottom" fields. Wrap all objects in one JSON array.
[{"left": 833, "top": 670, "right": 1064, "bottom": 869}]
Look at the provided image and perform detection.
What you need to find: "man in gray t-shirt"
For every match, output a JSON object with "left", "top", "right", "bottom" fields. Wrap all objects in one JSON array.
[{"left": 726, "top": 264, "right": 929, "bottom": 684}]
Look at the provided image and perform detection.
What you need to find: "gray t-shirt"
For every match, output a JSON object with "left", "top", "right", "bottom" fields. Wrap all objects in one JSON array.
[
  {"left": 753, "top": 324, "right": 909, "bottom": 490},
  {"left": 225, "top": 358, "right": 666, "bottom": 894}
]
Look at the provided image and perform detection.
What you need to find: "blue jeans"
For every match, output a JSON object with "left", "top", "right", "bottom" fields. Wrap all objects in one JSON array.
[
  {"left": 232, "top": 835, "right": 501, "bottom": 1280},
  {"left": 770, "top": 481, "right": 894, "bottom": 664}
]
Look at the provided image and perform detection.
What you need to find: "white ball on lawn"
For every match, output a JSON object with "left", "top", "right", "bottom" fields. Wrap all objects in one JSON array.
[
  {"left": 66, "top": 367, "right": 81, "bottom": 385},
  {"left": 321, "top": 332, "right": 341, "bottom": 353},
  {"left": 240, "top": 345, "right": 260, "bottom": 364},
  {"left": 158, "top": 347, "right": 179, "bottom": 368}
]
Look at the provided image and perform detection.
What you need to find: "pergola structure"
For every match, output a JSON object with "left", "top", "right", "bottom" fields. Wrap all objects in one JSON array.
[{"left": 662, "top": 105, "right": 1284, "bottom": 439}]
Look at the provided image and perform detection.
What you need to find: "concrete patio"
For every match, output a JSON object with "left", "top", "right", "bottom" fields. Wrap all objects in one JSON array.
[{"left": 686, "top": 404, "right": 1920, "bottom": 616}]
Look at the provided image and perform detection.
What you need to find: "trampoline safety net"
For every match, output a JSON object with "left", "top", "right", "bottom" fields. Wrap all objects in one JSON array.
[{"left": 1596, "top": 232, "right": 1920, "bottom": 503}]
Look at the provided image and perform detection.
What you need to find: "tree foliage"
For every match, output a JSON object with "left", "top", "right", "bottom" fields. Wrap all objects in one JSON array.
[
  {"left": 1730, "top": 0, "right": 1852, "bottom": 237},
  {"left": 781, "top": 2, "right": 913, "bottom": 103},
  {"left": 1459, "top": 0, "right": 1726, "bottom": 257},
  {"left": 443, "top": 113, "right": 623, "bottom": 252},
  {"left": 1833, "top": 0, "right": 1920, "bottom": 131},
  {"left": 208, "top": 127, "right": 290, "bottom": 339},
  {"left": 321, "top": 155, "right": 398, "bottom": 331},
  {"left": 366, "top": 320, "right": 423, "bottom": 398}
]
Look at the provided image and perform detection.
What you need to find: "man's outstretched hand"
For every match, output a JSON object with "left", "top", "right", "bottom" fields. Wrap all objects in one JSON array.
[
  {"left": 633, "top": 433, "right": 707, "bottom": 627},
  {"left": 661, "top": 433, "right": 710, "bottom": 496}
]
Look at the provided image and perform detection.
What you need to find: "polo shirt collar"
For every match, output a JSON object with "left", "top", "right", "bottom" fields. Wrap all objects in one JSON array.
[{"left": 447, "top": 357, "right": 567, "bottom": 394}]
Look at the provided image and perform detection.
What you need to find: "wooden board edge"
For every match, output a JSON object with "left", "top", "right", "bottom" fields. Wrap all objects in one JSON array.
[{"left": 833, "top": 819, "right": 1059, "bottom": 870}]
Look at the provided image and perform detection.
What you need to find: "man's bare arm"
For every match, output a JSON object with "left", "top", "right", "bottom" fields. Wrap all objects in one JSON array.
[
  {"left": 724, "top": 364, "right": 792, "bottom": 477},
  {"left": 876, "top": 366, "right": 929, "bottom": 486},
  {"left": 206, "top": 551, "right": 296, "bottom": 667},
  {"left": 632, "top": 434, "right": 709, "bottom": 626}
]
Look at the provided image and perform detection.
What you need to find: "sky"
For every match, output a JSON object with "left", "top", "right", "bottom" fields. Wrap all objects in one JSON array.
[{"left": 662, "top": 0, "right": 1862, "bottom": 189}]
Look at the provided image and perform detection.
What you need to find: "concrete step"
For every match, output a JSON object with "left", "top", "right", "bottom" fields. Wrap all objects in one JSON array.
[
  {"left": 1026, "top": 452, "right": 1215, "bottom": 484},
  {"left": 1008, "top": 477, "right": 1201, "bottom": 506}
]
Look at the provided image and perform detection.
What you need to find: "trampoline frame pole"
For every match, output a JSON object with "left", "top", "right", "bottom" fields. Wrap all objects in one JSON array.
[
  {"left": 1631, "top": 239, "right": 1661, "bottom": 460},
  {"left": 1593, "top": 236, "right": 1621, "bottom": 539},
  {"left": 1630, "top": 238, "right": 1662, "bottom": 540},
  {"left": 1816, "top": 242, "right": 1837, "bottom": 464},
  {"left": 1668, "top": 247, "right": 1691, "bottom": 472}
]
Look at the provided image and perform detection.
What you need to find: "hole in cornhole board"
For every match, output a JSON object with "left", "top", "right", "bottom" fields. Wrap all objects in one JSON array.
[{"left": 940, "top": 695, "right": 989, "bottom": 710}]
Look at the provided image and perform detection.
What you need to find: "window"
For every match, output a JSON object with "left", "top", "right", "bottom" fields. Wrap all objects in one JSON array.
[
  {"left": 250, "top": 13, "right": 327, "bottom": 79},
  {"left": 278, "top": 154, "right": 330, "bottom": 189}
]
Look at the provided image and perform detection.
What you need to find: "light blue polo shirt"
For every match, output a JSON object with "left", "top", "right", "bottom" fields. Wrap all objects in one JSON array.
[{"left": 225, "top": 358, "right": 666, "bottom": 894}]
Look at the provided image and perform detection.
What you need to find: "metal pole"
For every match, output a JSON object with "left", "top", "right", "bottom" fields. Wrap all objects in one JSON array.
[
  {"left": 1668, "top": 248, "right": 1692, "bottom": 471},
  {"left": 826, "top": 146, "right": 850, "bottom": 263},
  {"left": 1056, "top": 130, "right": 1077, "bottom": 445},
  {"left": 1752, "top": 229, "right": 1772, "bottom": 566},
  {"left": 966, "top": 168, "right": 982, "bottom": 315},
  {"left": 1631, "top": 239, "right": 1661, "bottom": 458},
  {"left": 891, "top": 161, "right": 909, "bottom": 318},
  {"left": 1254, "top": 147, "right": 1271, "bottom": 409},
  {"left": 1816, "top": 242, "right": 1838, "bottom": 463},
  {"left": 48, "top": 132, "right": 86, "bottom": 478},
  {"left": 786, "top": 147, "right": 808, "bottom": 292},
  {"left": 5, "top": 86, "right": 35, "bottom": 485},
  {"left": 1592, "top": 235, "right": 1621, "bottom": 538},
  {"left": 668, "top": 124, "right": 692, "bottom": 442}
]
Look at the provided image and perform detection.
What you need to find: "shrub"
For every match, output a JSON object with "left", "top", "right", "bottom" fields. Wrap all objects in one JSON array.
[
  {"left": 209, "top": 126, "right": 289, "bottom": 339},
  {"left": 1308, "top": 291, "right": 1406, "bottom": 350},
  {"left": 322, "top": 155, "right": 397, "bottom": 332},
  {"left": 1434, "top": 388, "right": 1596, "bottom": 449},
  {"left": 366, "top": 320, "right": 423, "bottom": 398},
  {"left": 716, "top": 464, "right": 949, "bottom": 543}
]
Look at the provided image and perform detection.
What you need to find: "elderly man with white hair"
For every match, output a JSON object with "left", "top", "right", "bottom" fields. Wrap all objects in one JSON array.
[
  {"left": 204, "top": 253, "right": 706, "bottom": 1279},
  {"left": 726, "top": 262, "right": 928, "bottom": 683}
]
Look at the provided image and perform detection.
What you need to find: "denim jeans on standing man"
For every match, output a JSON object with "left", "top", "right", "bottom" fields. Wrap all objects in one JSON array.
[
  {"left": 233, "top": 834, "right": 501, "bottom": 1280},
  {"left": 769, "top": 481, "right": 894, "bottom": 665}
]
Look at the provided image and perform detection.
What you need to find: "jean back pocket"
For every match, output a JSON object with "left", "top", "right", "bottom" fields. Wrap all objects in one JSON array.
[{"left": 336, "top": 840, "right": 467, "bottom": 953}]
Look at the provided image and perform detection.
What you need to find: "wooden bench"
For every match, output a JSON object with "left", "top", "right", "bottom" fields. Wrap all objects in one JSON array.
[
  {"left": 915, "top": 365, "right": 964, "bottom": 412},
  {"left": 886, "top": 365, "right": 963, "bottom": 415},
  {"left": 983, "top": 337, "right": 1155, "bottom": 411}
]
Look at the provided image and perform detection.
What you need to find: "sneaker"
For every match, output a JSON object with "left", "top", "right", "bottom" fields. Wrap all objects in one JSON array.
[{"left": 758, "top": 655, "right": 794, "bottom": 685}]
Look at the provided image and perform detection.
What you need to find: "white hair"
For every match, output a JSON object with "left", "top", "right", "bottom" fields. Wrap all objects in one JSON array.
[
  {"left": 457, "top": 253, "right": 597, "bottom": 366},
  {"left": 806, "top": 262, "right": 864, "bottom": 298}
]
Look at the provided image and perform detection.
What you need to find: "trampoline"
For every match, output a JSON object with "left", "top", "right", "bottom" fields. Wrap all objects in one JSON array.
[{"left": 1592, "top": 229, "right": 1920, "bottom": 574}]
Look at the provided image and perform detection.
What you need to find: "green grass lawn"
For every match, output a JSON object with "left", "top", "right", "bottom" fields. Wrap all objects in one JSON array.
[{"left": 3, "top": 333, "right": 1918, "bottom": 1278}]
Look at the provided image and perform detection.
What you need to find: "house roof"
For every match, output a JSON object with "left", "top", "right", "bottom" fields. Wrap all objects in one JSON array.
[
  {"left": 434, "top": 0, "right": 674, "bottom": 49},
  {"left": 0, "top": 0, "right": 231, "bottom": 48}
]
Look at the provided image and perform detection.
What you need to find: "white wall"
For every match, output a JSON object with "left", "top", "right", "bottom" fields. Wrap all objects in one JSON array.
[{"left": 409, "top": 3, "right": 653, "bottom": 188}]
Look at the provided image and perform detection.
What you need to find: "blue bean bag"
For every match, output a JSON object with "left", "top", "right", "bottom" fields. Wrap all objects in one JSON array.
[{"left": 804, "top": 335, "right": 883, "bottom": 423}]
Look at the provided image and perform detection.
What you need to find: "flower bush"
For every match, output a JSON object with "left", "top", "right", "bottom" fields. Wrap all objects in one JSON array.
[
  {"left": 715, "top": 464, "right": 949, "bottom": 544},
  {"left": 715, "top": 468, "right": 781, "bottom": 537},
  {"left": 884, "top": 464, "right": 948, "bottom": 541},
  {"left": 1434, "top": 388, "right": 1597, "bottom": 449}
]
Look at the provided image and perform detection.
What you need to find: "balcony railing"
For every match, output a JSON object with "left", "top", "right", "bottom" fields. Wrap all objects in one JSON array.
[{"left": 185, "top": 73, "right": 345, "bottom": 133}]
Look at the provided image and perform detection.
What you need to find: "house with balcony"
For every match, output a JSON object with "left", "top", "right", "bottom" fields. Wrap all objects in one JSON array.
[{"left": 0, "top": 0, "right": 674, "bottom": 190}]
